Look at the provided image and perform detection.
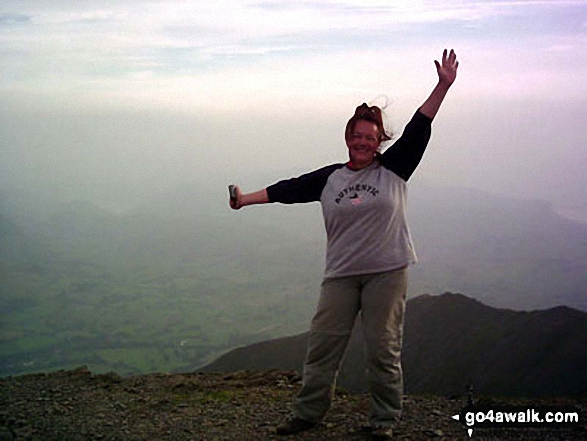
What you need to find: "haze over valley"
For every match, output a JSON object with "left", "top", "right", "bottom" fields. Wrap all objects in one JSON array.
[{"left": 2, "top": 178, "right": 586, "bottom": 378}]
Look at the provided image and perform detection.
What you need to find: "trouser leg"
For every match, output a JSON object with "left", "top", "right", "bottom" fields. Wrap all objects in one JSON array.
[
  {"left": 293, "top": 276, "right": 361, "bottom": 423},
  {"left": 360, "top": 267, "right": 408, "bottom": 427}
]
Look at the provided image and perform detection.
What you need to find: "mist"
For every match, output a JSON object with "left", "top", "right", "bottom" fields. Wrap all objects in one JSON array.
[{"left": 1, "top": 92, "right": 586, "bottom": 223}]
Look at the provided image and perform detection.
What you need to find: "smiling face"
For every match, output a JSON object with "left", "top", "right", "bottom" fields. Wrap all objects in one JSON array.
[{"left": 346, "top": 119, "right": 381, "bottom": 169}]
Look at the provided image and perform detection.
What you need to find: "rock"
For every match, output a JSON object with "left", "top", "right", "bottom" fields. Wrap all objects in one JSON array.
[
  {"left": 1, "top": 367, "right": 584, "bottom": 441},
  {"left": 423, "top": 428, "right": 444, "bottom": 437},
  {"left": 0, "top": 427, "right": 14, "bottom": 441}
]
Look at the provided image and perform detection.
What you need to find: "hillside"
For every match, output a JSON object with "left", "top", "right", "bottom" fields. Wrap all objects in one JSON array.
[
  {"left": 1, "top": 367, "right": 585, "bottom": 440},
  {"left": 202, "top": 293, "right": 587, "bottom": 398}
]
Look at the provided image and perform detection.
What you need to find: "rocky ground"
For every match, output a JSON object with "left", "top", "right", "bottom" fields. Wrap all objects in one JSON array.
[{"left": 0, "top": 367, "right": 585, "bottom": 440}]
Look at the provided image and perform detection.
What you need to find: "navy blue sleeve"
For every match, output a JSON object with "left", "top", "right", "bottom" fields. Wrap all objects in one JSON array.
[
  {"left": 379, "top": 109, "right": 432, "bottom": 181},
  {"left": 266, "top": 163, "right": 344, "bottom": 204}
]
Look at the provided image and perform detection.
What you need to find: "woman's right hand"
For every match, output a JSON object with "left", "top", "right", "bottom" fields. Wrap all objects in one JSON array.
[
  {"left": 229, "top": 185, "right": 243, "bottom": 210},
  {"left": 230, "top": 187, "right": 269, "bottom": 210}
]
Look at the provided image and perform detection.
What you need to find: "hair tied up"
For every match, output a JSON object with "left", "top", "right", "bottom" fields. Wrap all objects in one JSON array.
[
  {"left": 347, "top": 103, "right": 392, "bottom": 142},
  {"left": 355, "top": 103, "right": 375, "bottom": 116}
]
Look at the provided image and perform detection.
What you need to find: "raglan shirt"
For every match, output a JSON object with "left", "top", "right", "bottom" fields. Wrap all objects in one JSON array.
[{"left": 266, "top": 110, "right": 433, "bottom": 279}]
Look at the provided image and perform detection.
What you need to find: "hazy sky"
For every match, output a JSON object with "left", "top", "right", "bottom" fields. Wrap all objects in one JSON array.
[{"left": 1, "top": 1, "right": 586, "bottom": 215}]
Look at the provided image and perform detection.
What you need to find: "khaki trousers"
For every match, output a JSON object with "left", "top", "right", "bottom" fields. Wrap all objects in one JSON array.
[{"left": 293, "top": 267, "right": 407, "bottom": 427}]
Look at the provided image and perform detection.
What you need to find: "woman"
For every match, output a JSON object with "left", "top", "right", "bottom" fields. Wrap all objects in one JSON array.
[{"left": 230, "top": 49, "right": 458, "bottom": 440}]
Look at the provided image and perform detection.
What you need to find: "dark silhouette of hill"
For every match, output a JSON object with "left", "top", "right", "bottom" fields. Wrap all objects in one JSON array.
[{"left": 201, "top": 293, "right": 587, "bottom": 398}]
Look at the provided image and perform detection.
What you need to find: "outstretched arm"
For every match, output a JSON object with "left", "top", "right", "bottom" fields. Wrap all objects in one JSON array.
[
  {"left": 419, "top": 49, "right": 459, "bottom": 120},
  {"left": 229, "top": 186, "right": 269, "bottom": 210},
  {"left": 230, "top": 164, "right": 343, "bottom": 209}
]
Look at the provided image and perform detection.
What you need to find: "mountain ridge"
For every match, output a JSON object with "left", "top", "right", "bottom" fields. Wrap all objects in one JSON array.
[{"left": 201, "top": 292, "right": 587, "bottom": 398}]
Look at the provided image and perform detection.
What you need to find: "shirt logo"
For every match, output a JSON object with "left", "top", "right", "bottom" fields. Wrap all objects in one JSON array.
[
  {"left": 335, "top": 184, "right": 379, "bottom": 204},
  {"left": 350, "top": 193, "right": 364, "bottom": 205}
]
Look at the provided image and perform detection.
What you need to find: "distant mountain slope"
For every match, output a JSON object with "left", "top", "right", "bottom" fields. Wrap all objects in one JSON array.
[
  {"left": 102, "top": 182, "right": 587, "bottom": 311},
  {"left": 201, "top": 293, "right": 587, "bottom": 398},
  {"left": 2, "top": 183, "right": 586, "bottom": 311},
  {"left": 0, "top": 212, "right": 51, "bottom": 264},
  {"left": 407, "top": 185, "right": 587, "bottom": 311}
]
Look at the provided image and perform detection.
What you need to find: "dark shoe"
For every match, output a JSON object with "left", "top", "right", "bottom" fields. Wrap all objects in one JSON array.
[
  {"left": 371, "top": 425, "right": 393, "bottom": 440},
  {"left": 276, "top": 417, "right": 317, "bottom": 435}
]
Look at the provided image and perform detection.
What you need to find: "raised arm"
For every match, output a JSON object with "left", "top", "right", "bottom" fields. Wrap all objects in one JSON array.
[{"left": 419, "top": 49, "right": 459, "bottom": 120}]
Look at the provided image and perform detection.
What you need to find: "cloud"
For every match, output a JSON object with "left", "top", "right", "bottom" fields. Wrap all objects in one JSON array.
[
  {"left": 545, "top": 44, "right": 575, "bottom": 52},
  {"left": 1, "top": 0, "right": 586, "bottom": 113},
  {"left": 0, "top": 13, "right": 31, "bottom": 25}
]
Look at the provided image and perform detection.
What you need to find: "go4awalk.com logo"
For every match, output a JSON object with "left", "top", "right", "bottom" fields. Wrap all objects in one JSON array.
[{"left": 452, "top": 404, "right": 580, "bottom": 437}]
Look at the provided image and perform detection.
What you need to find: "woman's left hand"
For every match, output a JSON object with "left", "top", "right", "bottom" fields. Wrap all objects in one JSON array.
[{"left": 434, "top": 49, "right": 458, "bottom": 87}]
